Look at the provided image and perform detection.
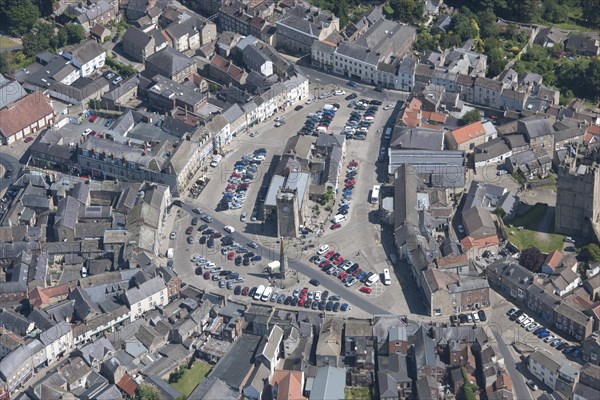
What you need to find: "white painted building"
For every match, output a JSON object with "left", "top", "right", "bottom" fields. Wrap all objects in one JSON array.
[
  {"left": 123, "top": 276, "right": 169, "bottom": 320},
  {"left": 63, "top": 41, "right": 106, "bottom": 78},
  {"left": 40, "top": 322, "right": 73, "bottom": 364},
  {"left": 528, "top": 350, "right": 560, "bottom": 390}
]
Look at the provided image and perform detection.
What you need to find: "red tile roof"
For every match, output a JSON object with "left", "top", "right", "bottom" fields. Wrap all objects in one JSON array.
[
  {"left": 461, "top": 234, "right": 500, "bottom": 250},
  {"left": 422, "top": 111, "right": 447, "bottom": 124},
  {"left": 28, "top": 282, "right": 77, "bottom": 308},
  {"left": 211, "top": 54, "right": 229, "bottom": 70},
  {"left": 117, "top": 374, "right": 138, "bottom": 397},
  {"left": 544, "top": 250, "right": 563, "bottom": 272},
  {"left": 450, "top": 121, "right": 486, "bottom": 145},
  {"left": 587, "top": 125, "right": 600, "bottom": 135},
  {"left": 0, "top": 92, "right": 54, "bottom": 138},
  {"left": 271, "top": 370, "right": 306, "bottom": 400}
]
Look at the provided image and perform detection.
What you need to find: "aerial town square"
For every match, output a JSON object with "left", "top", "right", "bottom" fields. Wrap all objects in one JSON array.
[{"left": 0, "top": 0, "right": 599, "bottom": 399}]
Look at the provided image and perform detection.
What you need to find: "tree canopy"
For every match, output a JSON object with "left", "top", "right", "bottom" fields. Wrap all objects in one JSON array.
[
  {"left": 520, "top": 247, "right": 545, "bottom": 272},
  {"left": 0, "top": 0, "right": 41, "bottom": 36},
  {"left": 462, "top": 109, "right": 482, "bottom": 124}
]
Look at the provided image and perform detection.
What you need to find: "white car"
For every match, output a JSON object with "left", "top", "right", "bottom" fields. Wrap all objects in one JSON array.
[
  {"left": 83, "top": 128, "right": 92, "bottom": 136},
  {"left": 169, "top": 231, "right": 177, "bottom": 240},
  {"left": 314, "top": 291, "right": 322, "bottom": 301},
  {"left": 333, "top": 90, "right": 345, "bottom": 95},
  {"left": 317, "top": 244, "right": 329, "bottom": 255},
  {"left": 383, "top": 104, "right": 394, "bottom": 110},
  {"left": 305, "top": 97, "right": 315, "bottom": 104},
  {"left": 521, "top": 317, "right": 534, "bottom": 327},
  {"left": 224, "top": 226, "right": 235, "bottom": 234}
]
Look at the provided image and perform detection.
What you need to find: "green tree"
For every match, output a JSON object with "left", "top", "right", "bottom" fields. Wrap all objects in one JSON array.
[
  {"left": 0, "top": 52, "right": 13, "bottom": 75},
  {"left": 487, "top": 47, "right": 507, "bottom": 77},
  {"left": 88, "top": 99, "right": 101, "bottom": 110},
  {"left": 323, "top": 188, "right": 334, "bottom": 202},
  {"left": 4, "top": 0, "right": 40, "bottom": 36},
  {"left": 581, "top": 244, "right": 600, "bottom": 262},
  {"left": 462, "top": 109, "right": 482, "bottom": 124},
  {"left": 64, "top": 24, "right": 85, "bottom": 44},
  {"left": 135, "top": 384, "right": 160, "bottom": 400},
  {"left": 493, "top": 207, "right": 506, "bottom": 219},
  {"left": 582, "top": 0, "right": 600, "bottom": 28},
  {"left": 542, "top": 0, "right": 568, "bottom": 23}
]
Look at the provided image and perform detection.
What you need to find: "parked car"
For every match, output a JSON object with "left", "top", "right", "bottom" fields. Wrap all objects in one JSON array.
[
  {"left": 359, "top": 287, "right": 372, "bottom": 294},
  {"left": 309, "top": 279, "right": 320, "bottom": 286},
  {"left": 526, "top": 379, "right": 538, "bottom": 391}
]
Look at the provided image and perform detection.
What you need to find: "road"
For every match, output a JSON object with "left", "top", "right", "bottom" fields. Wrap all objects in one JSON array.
[
  {"left": 177, "top": 202, "right": 392, "bottom": 316},
  {"left": 492, "top": 329, "right": 534, "bottom": 400},
  {"left": 0, "top": 152, "right": 21, "bottom": 191}
]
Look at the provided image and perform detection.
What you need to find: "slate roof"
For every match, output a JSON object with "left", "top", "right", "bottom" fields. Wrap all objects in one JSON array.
[
  {"left": 209, "top": 333, "right": 262, "bottom": 390},
  {"left": 124, "top": 276, "right": 166, "bottom": 306},
  {"left": 145, "top": 47, "right": 196, "bottom": 75},
  {"left": 67, "top": 41, "right": 105, "bottom": 65}
]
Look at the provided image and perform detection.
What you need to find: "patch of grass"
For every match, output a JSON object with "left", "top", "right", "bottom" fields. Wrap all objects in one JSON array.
[
  {"left": 345, "top": 386, "right": 375, "bottom": 400},
  {"left": 170, "top": 361, "right": 211, "bottom": 398},
  {"left": 506, "top": 203, "right": 565, "bottom": 253},
  {"left": 0, "top": 36, "right": 18, "bottom": 49}
]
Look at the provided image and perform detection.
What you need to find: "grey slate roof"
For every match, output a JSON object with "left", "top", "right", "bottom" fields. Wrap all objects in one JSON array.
[
  {"left": 310, "top": 366, "right": 346, "bottom": 400},
  {"left": 209, "top": 333, "right": 262, "bottom": 390},
  {"left": 124, "top": 276, "right": 166, "bottom": 306},
  {"left": 39, "top": 321, "right": 71, "bottom": 346},
  {"left": 145, "top": 47, "right": 196, "bottom": 75}
]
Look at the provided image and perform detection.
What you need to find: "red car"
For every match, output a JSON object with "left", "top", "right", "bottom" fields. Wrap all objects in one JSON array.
[
  {"left": 331, "top": 223, "right": 341, "bottom": 230},
  {"left": 89, "top": 115, "right": 98, "bottom": 123},
  {"left": 226, "top": 184, "right": 237, "bottom": 190},
  {"left": 324, "top": 250, "right": 335, "bottom": 259},
  {"left": 359, "top": 287, "right": 372, "bottom": 294},
  {"left": 24, "top": 137, "right": 34, "bottom": 143},
  {"left": 228, "top": 251, "right": 235, "bottom": 261},
  {"left": 345, "top": 179, "right": 356, "bottom": 185},
  {"left": 352, "top": 267, "right": 363, "bottom": 276},
  {"left": 242, "top": 287, "right": 250, "bottom": 296},
  {"left": 333, "top": 256, "right": 344, "bottom": 265},
  {"left": 348, "top": 160, "right": 358, "bottom": 167},
  {"left": 231, "top": 172, "right": 241, "bottom": 178},
  {"left": 339, "top": 272, "right": 348, "bottom": 280},
  {"left": 185, "top": 226, "right": 194, "bottom": 234},
  {"left": 298, "top": 298, "right": 306, "bottom": 307},
  {"left": 319, "top": 260, "right": 331, "bottom": 269},
  {"left": 203, "top": 271, "right": 210, "bottom": 280}
]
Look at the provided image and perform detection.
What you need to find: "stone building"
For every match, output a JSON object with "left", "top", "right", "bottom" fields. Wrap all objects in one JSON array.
[{"left": 555, "top": 164, "right": 600, "bottom": 240}]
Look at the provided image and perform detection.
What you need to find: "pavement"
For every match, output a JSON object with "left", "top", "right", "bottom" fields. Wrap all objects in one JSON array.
[{"left": 163, "top": 87, "right": 416, "bottom": 317}]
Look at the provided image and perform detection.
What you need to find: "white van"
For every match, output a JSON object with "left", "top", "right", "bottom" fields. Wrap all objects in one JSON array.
[
  {"left": 382, "top": 268, "right": 391, "bottom": 286},
  {"left": 317, "top": 244, "right": 330, "bottom": 255},
  {"left": 262, "top": 287, "right": 273, "bottom": 302},
  {"left": 254, "top": 285, "right": 265, "bottom": 301},
  {"left": 331, "top": 214, "right": 347, "bottom": 224},
  {"left": 365, "top": 274, "right": 380, "bottom": 287},
  {"left": 166, "top": 248, "right": 174, "bottom": 259},
  {"left": 323, "top": 104, "right": 334, "bottom": 111},
  {"left": 210, "top": 154, "right": 222, "bottom": 167}
]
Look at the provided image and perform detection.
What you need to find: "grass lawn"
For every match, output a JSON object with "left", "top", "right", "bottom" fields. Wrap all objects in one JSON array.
[
  {"left": 170, "top": 361, "right": 211, "bottom": 398},
  {"left": 0, "top": 36, "right": 18, "bottom": 49},
  {"left": 505, "top": 203, "right": 565, "bottom": 253},
  {"left": 345, "top": 386, "right": 375, "bottom": 400}
]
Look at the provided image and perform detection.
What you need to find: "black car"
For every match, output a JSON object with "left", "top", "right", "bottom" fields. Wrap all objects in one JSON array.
[
  {"left": 509, "top": 310, "right": 523, "bottom": 321},
  {"left": 310, "top": 255, "right": 319, "bottom": 263},
  {"left": 304, "top": 299, "right": 313, "bottom": 308},
  {"left": 361, "top": 272, "right": 373, "bottom": 283},
  {"left": 326, "top": 301, "right": 334, "bottom": 311},
  {"left": 243, "top": 258, "right": 250, "bottom": 266},
  {"left": 249, "top": 287, "right": 257, "bottom": 297},
  {"left": 228, "top": 273, "right": 239, "bottom": 280},
  {"left": 203, "top": 228, "right": 215, "bottom": 235},
  {"left": 219, "top": 270, "right": 232, "bottom": 276},
  {"left": 458, "top": 314, "right": 467, "bottom": 324},
  {"left": 329, "top": 295, "right": 341, "bottom": 302},
  {"left": 244, "top": 252, "right": 255, "bottom": 259},
  {"left": 191, "top": 217, "right": 199, "bottom": 225},
  {"left": 450, "top": 314, "right": 459, "bottom": 325},
  {"left": 284, "top": 296, "right": 292, "bottom": 305},
  {"left": 294, "top": 105, "right": 304, "bottom": 111},
  {"left": 235, "top": 256, "right": 242, "bottom": 266},
  {"left": 478, "top": 310, "right": 487, "bottom": 322},
  {"left": 234, "top": 286, "right": 242, "bottom": 295},
  {"left": 345, "top": 93, "right": 358, "bottom": 100},
  {"left": 4, "top": 169, "right": 12, "bottom": 179},
  {"left": 329, "top": 252, "right": 340, "bottom": 261},
  {"left": 370, "top": 99, "right": 383, "bottom": 105},
  {"left": 207, "top": 238, "right": 214, "bottom": 248},
  {"left": 291, "top": 297, "right": 299, "bottom": 306},
  {"left": 374, "top": 87, "right": 384, "bottom": 93},
  {"left": 199, "top": 224, "right": 208, "bottom": 231},
  {"left": 195, "top": 267, "right": 203, "bottom": 275},
  {"left": 167, "top": 260, "right": 174, "bottom": 269},
  {"left": 322, "top": 290, "right": 329, "bottom": 300},
  {"left": 199, "top": 236, "right": 206, "bottom": 245},
  {"left": 556, "top": 342, "right": 569, "bottom": 351},
  {"left": 318, "top": 301, "right": 326, "bottom": 310},
  {"left": 309, "top": 279, "right": 320, "bottom": 286},
  {"left": 333, "top": 302, "right": 341, "bottom": 312},
  {"left": 311, "top": 301, "right": 320, "bottom": 310},
  {"left": 187, "top": 236, "right": 194, "bottom": 244},
  {"left": 337, "top": 208, "right": 348, "bottom": 215}
]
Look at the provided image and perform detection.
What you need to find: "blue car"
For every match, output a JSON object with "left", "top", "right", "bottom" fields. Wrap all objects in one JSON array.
[
  {"left": 340, "top": 303, "right": 349, "bottom": 312},
  {"left": 339, "top": 205, "right": 349, "bottom": 211},
  {"left": 356, "top": 271, "right": 367, "bottom": 281},
  {"left": 538, "top": 331, "right": 550, "bottom": 338},
  {"left": 251, "top": 255, "right": 262, "bottom": 262},
  {"left": 533, "top": 327, "right": 545, "bottom": 335},
  {"left": 571, "top": 349, "right": 582, "bottom": 358},
  {"left": 347, "top": 80, "right": 357, "bottom": 87}
]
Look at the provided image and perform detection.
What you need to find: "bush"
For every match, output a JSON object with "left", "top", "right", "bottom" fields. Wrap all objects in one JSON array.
[
  {"left": 581, "top": 244, "right": 600, "bottom": 262},
  {"left": 520, "top": 246, "right": 545, "bottom": 272}
]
